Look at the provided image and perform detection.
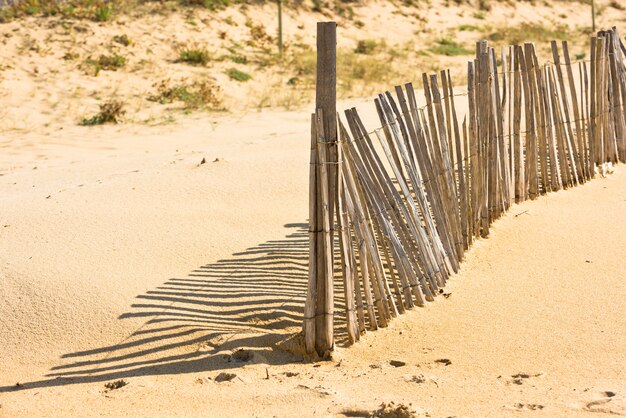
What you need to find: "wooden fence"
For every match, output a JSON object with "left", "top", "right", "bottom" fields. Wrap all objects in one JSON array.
[{"left": 304, "top": 22, "right": 626, "bottom": 358}]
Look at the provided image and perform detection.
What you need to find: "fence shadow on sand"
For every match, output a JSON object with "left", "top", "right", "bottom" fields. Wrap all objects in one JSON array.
[{"left": 0, "top": 222, "right": 347, "bottom": 393}]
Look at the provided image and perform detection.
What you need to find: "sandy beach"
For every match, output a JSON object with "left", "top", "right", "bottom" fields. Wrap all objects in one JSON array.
[
  {"left": 1, "top": 104, "right": 625, "bottom": 416},
  {"left": 1, "top": 0, "right": 626, "bottom": 416}
]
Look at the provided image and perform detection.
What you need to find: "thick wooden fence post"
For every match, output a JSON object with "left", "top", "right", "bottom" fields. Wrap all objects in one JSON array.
[
  {"left": 316, "top": 21, "right": 338, "bottom": 220},
  {"left": 305, "top": 21, "right": 337, "bottom": 358}
]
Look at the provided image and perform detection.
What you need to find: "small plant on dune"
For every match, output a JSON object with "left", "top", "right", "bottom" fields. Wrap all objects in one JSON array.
[
  {"left": 113, "top": 34, "right": 132, "bottom": 46},
  {"left": 575, "top": 53, "right": 586, "bottom": 60},
  {"left": 148, "top": 79, "right": 223, "bottom": 110},
  {"left": 246, "top": 19, "right": 273, "bottom": 46},
  {"left": 459, "top": 24, "right": 481, "bottom": 31},
  {"left": 473, "top": 11, "right": 486, "bottom": 19},
  {"left": 63, "top": 52, "right": 79, "bottom": 61},
  {"left": 478, "top": 0, "right": 491, "bottom": 11},
  {"left": 354, "top": 39, "right": 379, "bottom": 55},
  {"left": 80, "top": 100, "right": 125, "bottom": 126},
  {"left": 83, "top": 54, "right": 126, "bottom": 75},
  {"left": 336, "top": 2, "right": 355, "bottom": 20},
  {"left": 228, "top": 54, "right": 248, "bottom": 64},
  {"left": 94, "top": 4, "right": 112, "bottom": 22},
  {"left": 98, "top": 54, "right": 126, "bottom": 70},
  {"left": 430, "top": 38, "right": 472, "bottom": 56},
  {"left": 226, "top": 68, "right": 252, "bottom": 82},
  {"left": 311, "top": 0, "right": 323, "bottom": 12},
  {"left": 177, "top": 46, "right": 212, "bottom": 66}
]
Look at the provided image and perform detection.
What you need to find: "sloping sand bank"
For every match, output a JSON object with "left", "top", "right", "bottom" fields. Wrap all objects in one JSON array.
[{"left": 0, "top": 108, "right": 625, "bottom": 417}]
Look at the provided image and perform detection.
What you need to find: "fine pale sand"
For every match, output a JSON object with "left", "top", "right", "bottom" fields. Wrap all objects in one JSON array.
[{"left": 1, "top": 102, "right": 625, "bottom": 416}]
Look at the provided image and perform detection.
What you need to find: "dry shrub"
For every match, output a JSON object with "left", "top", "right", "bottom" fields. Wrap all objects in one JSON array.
[
  {"left": 148, "top": 79, "right": 223, "bottom": 110},
  {"left": 80, "top": 100, "right": 125, "bottom": 125}
]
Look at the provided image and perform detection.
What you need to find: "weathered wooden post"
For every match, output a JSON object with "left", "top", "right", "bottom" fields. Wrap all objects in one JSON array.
[
  {"left": 592, "top": 0, "right": 596, "bottom": 33},
  {"left": 305, "top": 21, "right": 337, "bottom": 358},
  {"left": 277, "top": 0, "right": 283, "bottom": 56}
]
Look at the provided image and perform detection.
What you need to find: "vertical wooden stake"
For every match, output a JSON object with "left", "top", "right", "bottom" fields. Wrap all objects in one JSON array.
[
  {"left": 592, "top": 0, "right": 596, "bottom": 33},
  {"left": 307, "top": 21, "right": 336, "bottom": 358},
  {"left": 304, "top": 115, "right": 318, "bottom": 355},
  {"left": 278, "top": 0, "right": 283, "bottom": 56},
  {"left": 316, "top": 22, "right": 338, "bottom": 221}
]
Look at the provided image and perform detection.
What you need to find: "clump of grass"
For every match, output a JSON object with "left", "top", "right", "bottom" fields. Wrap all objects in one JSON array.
[
  {"left": 487, "top": 22, "right": 569, "bottom": 45},
  {"left": 94, "top": 4, "right": 112, "bottom": 21},
  {"left": 182, "top": 0, "right": 231, "bottom": 11},
  {"left": 246, "top": 19, "right": 273, "bottom": 46},
  {"left": 148, "top": 79, "right": 223, "bottom": 110},
  {"left": 575, "top": 53, "right": 586, "bottom": 60},
  {"left": 311, "top": 0, "right": 323, "bottom": 12},
  {"left": 225, "top": 54, "right": 248, "bottom": 64},
  {"left": 80, "top": 100, "right": 125, "bottom": 125},
  {"left": 459, "top": 24, "right": 481, "bottom": 31},
  {"left": 177, "top": 46, "right": 211, "bottom": 66},
  {"left": 226, "top": 68, "right": 252, "bottom": 82},
  {"left": 97, "top": 54, "right": 126, "bottom": 70},
  {"left": 430, "top": 38, "right": 472, "bottom": 56},
  {"left": 336, "top": 2, "right": 355, "bottom": 19},
  {"left": 354, "top": 39, "right": 379, "bottom": 55},
  {"left": 473, "top": 11, "right": 486, "bottom": 19},
  {"left": 83, "top": 54, "right": 126, "bottom": 75},
  {"left": 113, "top": 34, "right": 131, "bottom": 46},
  {"left": 0, "top": 0, "right": 121, "bottom": 22},
  {"left": 63, "top": 52, "right": 79, "bottom": 61}
]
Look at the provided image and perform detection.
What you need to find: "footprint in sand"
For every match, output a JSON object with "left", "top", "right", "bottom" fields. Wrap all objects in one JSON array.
[
  {"left": 583, "top": 391, "right": 625, "bottom": 415},
  {"left": 506, "top": 372, "right": 544, "bottom": 386},
  {"left": 512, "top": 403, "right": 545, "bottom": 411}
]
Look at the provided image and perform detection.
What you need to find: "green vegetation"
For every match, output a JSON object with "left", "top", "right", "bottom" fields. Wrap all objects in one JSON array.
[
  {"left": 80, "top": 100, "right": 125, "bottom": 125},
  {"left": 225, "top": 54, "right": 248, "bottom": 64},
  {"left": 113, "top": 34, "right": 132, "bottom": 46},
  {"left": 459, "top": 24, "right": 481, "bottom": 31},
  {"left": 575, "top": 53, "right": 586, "bottom": 60},
  {"left": 478, "top": 0, "right": 491, "bottom": 11},
  {"left": 182, "top": 0, "right": 231, "bottom": 11},
  {"left": 148, "top": 79, "right": 223, "bottom": 110},
  {"left": 354, "top": 39, "right": 379, "bottom": 55},
  {"left": 177, "top": 46, "right": 211, "bottom": 66},
  {"left": 487, "top": 22, "right": 569, "bottom": 45},
  {"left": 430, "top": 38, "right": 473, "bottom": 56},
  {"left": 0, "top": 0, "right": 123, "bottom": 22},
  {"left": 97, "top": 54, "right": 126, "bottom": 70},
  {"left": 473, "top": 11, "right": 486, "bottom": 19},
  {"left": 84, "top": 54, "right": 126, "bottom": 75},
  {"left": 63, "top": 52, "right": 79, "bottom": 61},
  {"left": 226, "top": 67, "right": 252, "bottom": 82},
  {"left": 94, "top": 4, "right": 112, "bottom": 21}
]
